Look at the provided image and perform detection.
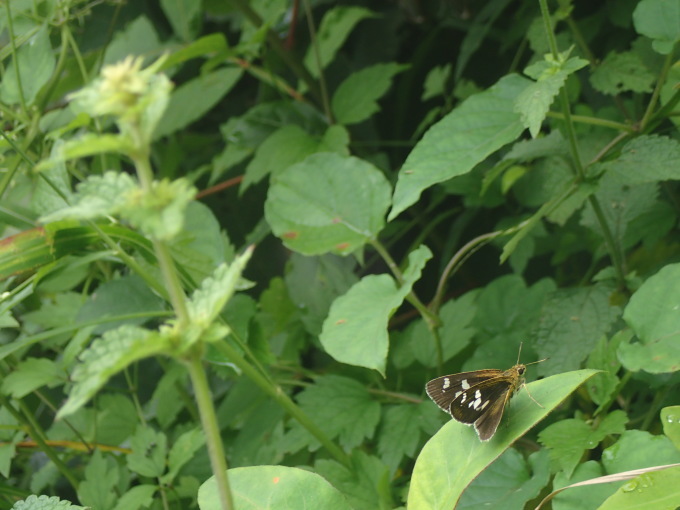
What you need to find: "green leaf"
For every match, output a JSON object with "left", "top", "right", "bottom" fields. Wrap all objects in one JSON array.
[
  {"left": 602, "top": 430, "right": 680, "bottom": 473},
  {"left": 410, "top": 292, "right": 477, "bottom": 367},
  {"left": 77, "top": 450, "right": 119, "bottom": 510},
  {"left": 76, "top": 275, "right": 165, "bottom": 334},
  {"left": 39, "top": 171, "right": 136, "bottom": 223},
  {"left": 57, "top": 325, "right": 169, "bottom": 419},
  {"left": 586, "top": 332, "right": 627, "bottom": 410},
  {"left": 538, "top": 410, "right": 627, "bottom": 477},
  {"left": 241, "top": 125, "right": 323, "bottom": 192},
  {"left": 422, "top": 64, "right": 452, "bottom": 101},
  {"left": 186, "top": 246, "right": 253, "bottom": 329},
  {"left": 634, "top": 0, "right": 680, "bottom": 54},
  {"left": 265, "top": 152, "right": 392, "bottom": 256},
  {"left": 315, "top": 451, "right": 392, "bottom": 510},
  {"left": 303, "top": 6, "right": 377, "bottom": 77},
  {"left": 154, "top": 67, "right": 244, "bottom": 139},
  {"left": 0, "top": 26, "right": 55, "bottom": 105},
  {"left": 1, "top": 358, "right": 63, "bottom": 398},
  {"left": 332, "top": 62, "right": 409, "bottom": 125},
  {"left": 389, "top": 74, "right": 531, "bottom": 220},
  {"left": 163, "top": 428, "right": 205, "bottom": 484},
  {"left": 285, "top": 253, "right": 358, "bottom": 336},
  {"left": 198, "top": 465, "right": 353, "bottom": 510},
  {"left": 103, "top": 16, "right": 161, "bottom": 66},
  {"left": 111, "top": 485, "right": 157, "bottom": 510},
  {"left": 515, "top": 56, "right": 588, "bottom": 138},
  {"left": 552, "top": 461, "right": 613, "bottom": 510},
  {"left": 160, "top": 0, "right": 201, "bottom": 41},
  {"left": 457, "top": 448, "right": 550, "bottom": 510},
  {"left": 408, "top": 369, "right": 598, "bottom": 510},
  {"left": 661, "top": 406, "right": 680, "bottom": 450},
  {"left": 602, "top": 135, "right": 680, "bottom": 185},
  {"left": 599, "top": 465, "right": 680, "bottom": 510},
  {"left": 128, "top": 426, "right": 168, "bottom": 478},
  {"left": 32, "top": 141, "right": 73, "bottom": 216},
  {"left": 286, "top": 375, "right": 380, "bottom": 452},
  {"left": 590, "top": 51, "right": 655, "bottom": 95},
  {"left": 121, "top": 178, "right": 197, "bottom": 240},
  {"left": 620, "top": 263, "right": 680, "bottom": 373},
  {"left": 320, "top": 245, "right": 432, "bottom": 374},
  {"left": 36, "top": 134, "right": 133, "bottom": 172},
  {"left": 535, "top": 284, "right": 621, "bottom": 376},
  {"left": 377, "top": 404, "right": 424, "bottom": 474},
  {"left": 161, "top": 33, "right": 228, "bottom": 70},
  {"left": 11, "top": 495, "right": 86, "bottom": 509}
]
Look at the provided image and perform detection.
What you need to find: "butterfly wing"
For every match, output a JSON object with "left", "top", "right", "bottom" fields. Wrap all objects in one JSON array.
[
  {"left": 425, "top": 369, "right": 503, "bottom": 414},
  {"left": 449, "top": 375, "right": 514, "bottom": 425}
]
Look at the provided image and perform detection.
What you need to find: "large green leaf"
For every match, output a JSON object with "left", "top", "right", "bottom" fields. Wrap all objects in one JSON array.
[
  {"left": 389, "top": 73, "right": 530, "bottom": 220},
  {"left": 265, "top": 152, "right": 392, "bottom": 255},
  {"left": 407, "top": 369, "right": 598, "bottom": 510},
  {"left": 320, "top": 245, "right": 431, "bottom": 374},
  {"left": 197, "top": 465, "right": 353, "bottom": 510},
  {"left": 620, "top": 263, "right": 680, "bottom": 373},
  {"left": 633, "top": 0, "right": 680, "bottom": 54}
]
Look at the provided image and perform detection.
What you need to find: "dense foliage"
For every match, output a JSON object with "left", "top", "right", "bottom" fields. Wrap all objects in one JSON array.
[{"left": 1, "top": 0, "right": 679, "bottom": 509}]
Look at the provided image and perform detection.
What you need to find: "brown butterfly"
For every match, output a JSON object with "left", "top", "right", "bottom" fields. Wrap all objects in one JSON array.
[{"left": 426, "top": 347, "right": 545, "bottom": 440}]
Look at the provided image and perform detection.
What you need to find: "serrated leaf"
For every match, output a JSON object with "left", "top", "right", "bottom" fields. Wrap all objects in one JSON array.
[
  {"left": 303, "top": 6, "right": 376, "bottom": 77},
  {"left": 389, "top": 74, "right": 531, "bottom": 220},
  {"left": 39, "top": 171, "right": 137, "bottom": 223},
  {"left": 633, "top": 0, "right": 680, "bottom": 54},
  {"left": 57, "top": 325, "right": 169, "bottom": 419},
  {"left": 377, "top": 404, "right": 423, "bottom": 473},
  {"left": 538, "top": 411, "right": 627, "bottom": 477},
  {"left": 11, "top": 495, "right": 86, "bottom": 509},
  {"left": 186, "top": 246, "right": 253, "bottom": 330},
  {"left": 128, "top": 427, "right": 167, "bottom": 478},
  {"left": 111, "top": 485, "right": 157, "bottom": 510},
  {"left": 1, "top": 358, "right": 63, "bottom": 398},
  {"left": 408, "top": 369, "right": 598, "bottom": 510},
  {"left": 602, "top": 135, "right": 680, "bottom": 185},
  {"left": 315, "top": 451, "right": 391, "bottom": 510},
  {"left": 287, "top": 375, "right": 380, "bottom": 451},
  {"left": 77, "top": 450, "right": 119, "bottom": 510},
  {"left": 591, "top": 51, "right": 655, "bottom": 95},
  {"left": 535, "top": 283, "right": 621, "bottom": 376},
  {"left": 198, "top": 465, "right": 353, "bottom": 510},
  {"left": 121, "top": 177, "right": 197, "bottom": 240},
  {"left": 332, "top": 62, "right": 409, "bottom": 125},
  {"left": 515, "top": 56, "right": 588, "bottom": 138},
  {"left": 619, "top": 263, "right": 680, "bottom": 373},
  {"left": 163, "top": 428, "right": 205, "bottom": 484},
  {"left": 320, "top": 245, "right": 432, "bottom": 374},
  {"left": 265, "top": 152, "right": 392, "bottom": 255}
]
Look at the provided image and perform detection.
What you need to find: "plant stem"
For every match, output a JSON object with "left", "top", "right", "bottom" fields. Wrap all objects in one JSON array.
[
  {"left": 186, "top": 352, "right": 234, "bottom": 510},
  {"left": 0, "top": 394, "right": 80, "bottom": 490},
  {"left": 213, "top": 340, "right": 352, "bottom": 469}
]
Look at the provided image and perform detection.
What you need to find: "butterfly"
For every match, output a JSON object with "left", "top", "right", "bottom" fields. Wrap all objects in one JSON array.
[{"left": 425, "top": 347, "right": 545, "bottom": 441}]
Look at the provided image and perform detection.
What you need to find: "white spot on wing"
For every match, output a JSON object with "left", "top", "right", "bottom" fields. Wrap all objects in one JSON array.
[
  {"left": 442, "top": 377, "right": 450, "bottom": 390},
  {"left": 461, "top": 380, "right": 470, "bottom": 390}
]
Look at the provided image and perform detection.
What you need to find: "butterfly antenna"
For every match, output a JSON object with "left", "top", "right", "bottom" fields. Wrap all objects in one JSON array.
[{"left": 516, "top": 342, "right": 523, "bottom": 364}]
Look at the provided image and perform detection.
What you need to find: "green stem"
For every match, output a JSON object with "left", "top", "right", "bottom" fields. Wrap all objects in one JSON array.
[
  {"left": 213, "top": 340, "right": 352, "bottom": 469},
  {"left": 0, "top": 394, "right": 80, "bottom": 490},
  {"left": 186, "top": 352, "right": 234, "bottom": 510},
  {"left": 4, "top": 0, "right": 28, "bottom": 115}
]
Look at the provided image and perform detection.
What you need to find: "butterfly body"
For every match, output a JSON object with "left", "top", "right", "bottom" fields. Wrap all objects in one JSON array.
[{"left": 425, "top": 363, "right": 528, "bottom": 441}]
